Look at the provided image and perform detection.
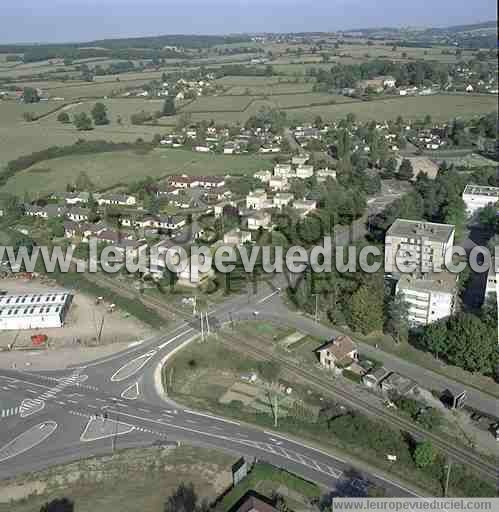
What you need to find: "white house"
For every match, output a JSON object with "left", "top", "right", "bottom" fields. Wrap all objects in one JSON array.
[
  {"left": 383, "top": 76, "right": 397, "bottom": 88},
  {"left": 273, "top": 164, "right": 294, "bottom": 178},
  {"left": 316, "top": 336, "right": 358, "bottom": 370},
  {"left": 254, "top": 170, "right": 272, "bottom": 183},
  {"left": 273, "top": 193, "right": 294, "bottom": 208},
  {"left": 197, "top": 176, "right": 225, "bottom": 189},
  {"left": 316, "top": 168, "right": 337, "bottom": 182},
  {"left": 246, "top": 189, "right": 270, "bottom": 210},
  {"left": 223, "top": 228, "right": 252, "bottom": 246},
  {"left": 177, "top": 254, "right": 215, "bottom": 288},
  {"left": 269, "top": 176, "right": 289, "bottom": 192},
  {"left": 66, "top": 207, "right": 89, "bottom": 222},
  {"left": 292, "top": 155, "right": 309, "bottom": 166},
  {"left": 294, "top": 199, "right": 317, "bottom": 216},
  {"left": 295, "top": 164, "right": 314, "bottom": 179},
  {"left": 247, "top": 210, "right": 272, "bottom": 231},
  {"left": 97, "top": 193, "right": 137, "bottom": 207}
]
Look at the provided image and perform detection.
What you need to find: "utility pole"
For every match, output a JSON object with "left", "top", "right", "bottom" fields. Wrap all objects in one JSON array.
[
  {"left": 193, "top": 296, "right": 197, "bottom": 316},
  {"left": 314, "top": 294, "right": 319, "bottom": 322},
  {"left": 444, "top": 460, "right": 452, "bottom": 497},
  {"left": 206, "top": 312, "right": 210, "bottom": 336},
  {"left": 97, "top": 314, "right": 105, "bottom": 343},
  {"left": 200, "top": 312, "right": 204, "bottom": 341},
  {"left": 274, "top": 394, "right": 278, "bottom": 428}
]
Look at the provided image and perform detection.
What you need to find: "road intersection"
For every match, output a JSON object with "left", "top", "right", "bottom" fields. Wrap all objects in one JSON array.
[{"left": 0, "top": 279, "right": 496, "bottom": 498}]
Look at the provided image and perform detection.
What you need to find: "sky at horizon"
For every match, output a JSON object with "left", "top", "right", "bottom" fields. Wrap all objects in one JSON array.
[{"left": 0, "top": 0, "right": 496, "bottom": 44}]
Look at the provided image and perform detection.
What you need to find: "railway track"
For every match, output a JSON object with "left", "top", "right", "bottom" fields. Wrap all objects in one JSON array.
[
  {"left": 89, "top": 273, "right": 496, "bottom": 481},
  {"left": 218, "top": 329, "right": 497, "bottom": 482}
]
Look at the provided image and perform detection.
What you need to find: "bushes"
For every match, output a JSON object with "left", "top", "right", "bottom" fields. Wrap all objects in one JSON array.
[{"left": 342, "top": 369, "right": 362, "bottom": 383}]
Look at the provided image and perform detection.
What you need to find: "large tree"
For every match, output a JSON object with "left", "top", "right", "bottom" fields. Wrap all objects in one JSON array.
[
  {"left": 73, "top": 112, "right": 93, "bottom": 131},
  {"left": 23, "top": 87, "right": 39, "bottom": 103},
  {"left": 413, "top": 441, "right": 436, "bottom": 468},
  {"left": 397, "top": 158, "right": 414, "bottom": 181},
  {"left": 164, "top": 483, "right": 208, "bottom": 512},
  {"left": 162, "top": 96, "right": 176, "bottom": 116},
  {"left": 91, "top": 102, "right": 110, "bottom": 125},
  {"left": 385, "top": 292, "right": 409, "bottom": 343},
  {"left": 351, "top": 284, "right": 384, "bottom": 335}
]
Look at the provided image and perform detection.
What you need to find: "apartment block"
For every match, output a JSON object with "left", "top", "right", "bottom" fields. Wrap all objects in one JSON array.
[
  {"left": 396, "top": 271, "right": 457, "bottom": 326},
  {"left": 385, "top": 219, "right": 455, "bottom": 275}
]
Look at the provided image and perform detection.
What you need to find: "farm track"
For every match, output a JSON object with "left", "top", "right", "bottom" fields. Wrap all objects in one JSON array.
[{"left": 92, "top": 274, "right": 497, "bottom": 481}]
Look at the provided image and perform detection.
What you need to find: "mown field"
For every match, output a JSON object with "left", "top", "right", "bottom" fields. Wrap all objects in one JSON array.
[
  {"left": 181, "top": 95, "right": 254, "bottom": 112},
  {"left": 224, "top": 81, "right": 315, "bottom": 95},
  {"left": 2, "top": 148, "right": 274, "bottom": 196},
  {"left": 0, "top": 98, "right": 167, "bottom": 168},
  {"left": 282, "top": 93, "right": 497, "bottom": 122},
  {"left": 0, "top": 100, "right": 64, "bottom": 122}
]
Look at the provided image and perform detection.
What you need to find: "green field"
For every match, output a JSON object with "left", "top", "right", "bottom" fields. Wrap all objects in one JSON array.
[
  {"left": 0, "top": 100, "right": 63, "bottom": 122},
  {"left": 0, "top": 98, "right": 170, "bottom": 167},
  {"left": 282, "top": 94, "right": 497, "bottom": 122},
  {"left": 224, "top": 81, "right": 315, "bottom": 95},
  {"left": 270, "top": 92, "right": 353, "bottom": 108},
  {"left": 2, "top": 148, "right": 274, "bottom": 196},
  {"left": 181, "top": 95, "right": 254, "bottom": 113}
]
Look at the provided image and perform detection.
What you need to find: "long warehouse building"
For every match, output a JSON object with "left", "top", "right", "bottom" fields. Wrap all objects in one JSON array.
[{"left": 0, "top": 291, "right": 72, "bottom": 330}]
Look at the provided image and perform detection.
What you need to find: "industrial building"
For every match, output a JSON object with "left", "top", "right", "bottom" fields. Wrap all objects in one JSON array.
[{"left": 0, "top": 291, "right": 72, "bottom": 330}]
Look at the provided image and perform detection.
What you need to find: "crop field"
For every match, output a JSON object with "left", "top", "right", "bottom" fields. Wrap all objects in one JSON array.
[
  {"left": 0, "top": 100, "right": 63, "bottom": 122},
  {"left": 46, "top": 98, "right": 165, "bottom": 122},
  {"left": 272, "top": 62, "right": 340, "bottom": 75},
  {"left": 281, "top": 94, "right": 497, "bottom": 123},
  {"left": 180, "top": 95, "right": 254, "bottom": 112},
  {"left": 270, "top": 92, "right": 354, "bottom": 109},
  {"left": 214, "top": 75, "right": 285, "bottom": 87},
  {"left": 0, "top": 98, "right": 168, "bottom": 168},
  {"left": 2, "top": 148, "right": 274, "bottom": 196},
  {"left": 224, "top": 81, "right": 315, "bottom": 95}
]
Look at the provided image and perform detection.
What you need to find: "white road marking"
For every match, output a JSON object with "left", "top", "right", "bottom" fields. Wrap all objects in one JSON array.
[
  {"left": 157, "top": 328, "right": 194, "bottom": 350},
  {"left": 183, "top": 409, "right": 240, "bottom": 426},
  {"left": 110, "top": 351, "right": 157, "bottom": 382},
  {"left": 0, "top": 421, "right": 57, "bottom": 463}
]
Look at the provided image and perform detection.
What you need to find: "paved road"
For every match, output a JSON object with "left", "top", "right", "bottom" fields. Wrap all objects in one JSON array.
[{"left": 0, "top": 277, "right": 496, "bottom": 497}]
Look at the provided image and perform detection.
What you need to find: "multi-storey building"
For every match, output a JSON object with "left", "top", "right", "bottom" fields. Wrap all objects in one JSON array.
[
  {"left": 462, "top": 184, "right": 499, "bottom": 217},
  {"left": 396, "top": 271, "right": 457, "bottom": 326},
  {"left": 384, "top": 219, "right": 455, "bottom": 275}
]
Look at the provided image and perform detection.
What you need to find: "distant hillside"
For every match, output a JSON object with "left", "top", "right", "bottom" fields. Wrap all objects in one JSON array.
[
  {"left": 0, "top": 34, "right": 252, "bottom": 57},
  {"left": 432, "top": 20, "right": 497, "bottom": 34}
]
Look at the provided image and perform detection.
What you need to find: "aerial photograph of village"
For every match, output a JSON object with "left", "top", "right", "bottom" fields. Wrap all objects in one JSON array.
[{"left": 0, "top": 0, "right": 497, "bottom": 510}]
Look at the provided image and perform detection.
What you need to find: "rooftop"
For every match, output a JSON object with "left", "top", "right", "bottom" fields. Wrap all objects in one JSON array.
[
  {"left": 463, "top": 184, "right": 499, "bottom": 198},
  {"left": 386, "top": 219, "right": 455, "bottom": 244},
  {"left": 317, "top": 335, "right": 357, "bottom": 360},
  {"left": 397, "top": 271, "right": 458, "bottom": 294}
]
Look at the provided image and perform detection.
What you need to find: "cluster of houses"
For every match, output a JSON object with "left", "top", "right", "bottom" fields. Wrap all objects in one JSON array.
[
  {"left": 453, "top": 66, "right": 498, "bottom": 94},
  {"left": 160, "top": 124, "right": 282, "bottom": 155},
  {"left": 316, "top": 334, "right": 421, "bottom": 398},
  {"left": 293, "top": 119, "right": 404, "bottom": 155},
  {"left": 124, "top": 75, "right": 216, "bottom": 100},
  {"left": 253, "top": 154, "right": 336, "bottom": 192},
  {"left": 411, "top": 127, "right": 447, "bottom": 150}
]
